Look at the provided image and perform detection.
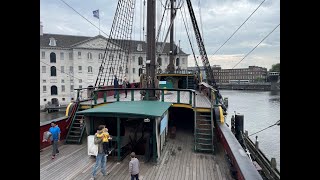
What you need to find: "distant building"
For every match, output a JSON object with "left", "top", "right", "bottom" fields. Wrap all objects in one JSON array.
[
  {"left": 40, "top": 23, "right": 188, "bottom": 107},
  {"left": 211, "top": 65, "right": 268, "bottom": 84}
]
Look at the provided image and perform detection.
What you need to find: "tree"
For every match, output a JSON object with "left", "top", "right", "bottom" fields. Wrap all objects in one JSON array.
[{"left": 270, "top": 63, "right": 280, "bottom": 72}]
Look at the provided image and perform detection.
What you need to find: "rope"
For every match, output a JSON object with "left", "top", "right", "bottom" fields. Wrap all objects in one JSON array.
[{"left": 249, "top": 120, "right": 280, "bottom": 136}]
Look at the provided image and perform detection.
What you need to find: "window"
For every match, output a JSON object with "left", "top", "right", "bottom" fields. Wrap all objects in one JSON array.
[
  {"left": 70, "top": 85, "right": 74, "bottom": 92},
  {"left": 138, "top": 57, "right": 143, "bottom": 65},
  {"left": 78, "top": 66, "right": 82, "bottom": 71},
  {"left": 165, "top": 57, "right": 168, "bottom": 64},
  {"left": 126, "top": 68, "right": 128, "bottom": 73},
  {"left": 79, "top": 79, "right": 82, "bottom": 83},
  {"left": 109, "top": 67, "right": 114, "bottom": 73},
  {"left": 61, "top": 85, "right": 65, "bottom": 92},
  {"left": 137, "top": 44, "right": 142, "bottom": 51},
  {"left": 132, "top": 56, "right": 135, "bottom": 62},
  {"left": 88, "top": 66, "right": 93, "bottom": 73},
  {"left": 157, "top": 57, "right": 162, "bottom": 66},
  {"left": 78, "top": 52, "right": 81, "bottom": 59},
  {"left": 51, "top": 86, "right": 58, "bottom": 95},
  {"left": 79, "top": 85, "right": 82, "bottom": 89},
  {"left": 69, "top": 66, "right": 73, "bottom": 73},
  {"left": 44, "top": 99, "right": 47, "bottom": 102},
  {"left": 109, "top": 54, "right": 114, "bottom": 61},
  {"left": 62, "top": 98, "right": 65, "bottom": 101},
  {"left": 60, "top": 52, "right": 64, "bottom": 60},
  {"left": 176, "top": 58, "right": 180, "bottom": 66},
  {"left": 61, "top": 79, "right": 64, "bottom": 83},
  {"left": 42, "top": 66, "right": 46, "bottom": 73},
  {"left": 138, "top": 68, "right": 143, "bottom": 76},
  {"left": 61, "top": 66, "right": 64, "bottom": 73},
  {"left": 41, "top": 51, "right": 45, "bottom": 59},
  {"left": 49, "top": 38, "right": 56, "bottom": 46},
  {"left": 87, "top": 52, "right": 92, "bottom": 59},
  {"left": 99, "top": 53, "right": 103, "bottom": 59},
  {"left": 71, "top": 98, "right": 74, "bottom": 100},
  {"left": 119, "top": 66, "right": 123, "bottom": 72},
  {"left": 182, "top": 58, "right": 185, "bottom": 64},
  {"left": 50, "top": 52, "right": 56, "bottom": 63},
  {"left": 43, "top": 86, "right": 47, "bottom": 92},
  {"left": 133, "top": 68, "right": 135, "bottom": 74},
  {"left": 42, "top": 79, "right": 46, "bottom": 83},
  {"left": 119, "top": 53, "right": 122, "bottom": 59},
  {"left": 69, "top": 52, "right": 73, "bottom": 60},
  {"left": 50, "top": 66, "right": 57, "bottom": 76}
]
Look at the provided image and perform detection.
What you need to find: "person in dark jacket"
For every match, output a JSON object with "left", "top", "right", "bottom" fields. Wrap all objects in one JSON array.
[
  {"left": 124, "top": 78, "right": 130, "bottom": 98},
  {"left": 114, "top": 75, "right": 119, "bottom": 98}
]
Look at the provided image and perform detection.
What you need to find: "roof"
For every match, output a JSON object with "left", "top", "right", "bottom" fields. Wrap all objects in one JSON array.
[
  {"left": 40, "top": 33, "right": 188, "bottom": 55},
  {"left": 77, "top": 101, "right": 172, "bottom": 117}
]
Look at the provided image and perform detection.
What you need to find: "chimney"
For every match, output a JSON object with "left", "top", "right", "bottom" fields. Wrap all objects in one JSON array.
[{"left": 40, "top": 21, "right": 43, "bottom": 36}]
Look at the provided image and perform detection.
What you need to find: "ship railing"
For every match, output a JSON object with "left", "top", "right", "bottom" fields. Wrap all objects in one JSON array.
[
  {"left": 158, "top": 69, "right": 194, "bottom": 75},
  {"left": 83, "top": 88, "right": 197, "bottom": 107}
]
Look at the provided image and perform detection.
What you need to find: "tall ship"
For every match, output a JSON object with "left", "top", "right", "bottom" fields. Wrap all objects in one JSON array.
[{"left": 40, "top": 0, "right": 280, "bottom": 179}]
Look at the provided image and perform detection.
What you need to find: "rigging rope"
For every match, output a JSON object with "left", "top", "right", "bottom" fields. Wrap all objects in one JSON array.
[
  {"left": 179, "top": 8, "right": 200, "bottom": 73},
  {"left": 249, "top": 120, "right": 280, "bottom": 136},
  {"left": 232, "top": 23, "right": 280, "bottom": 69},
  {"left": 210, "top": 0, "right": 267, "bottom": 57}
]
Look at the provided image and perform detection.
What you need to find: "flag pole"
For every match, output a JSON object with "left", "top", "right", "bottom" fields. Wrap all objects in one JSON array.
[{"left": 99, "top": 17, "right": 100, "bottom": 35}]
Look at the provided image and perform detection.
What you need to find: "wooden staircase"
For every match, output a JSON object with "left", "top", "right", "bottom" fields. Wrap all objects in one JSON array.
[
  {"left": 195, "top": 111, "right": 214, "bottom": 153},
  {"left": 65, "top": 103, "right": 86, "bottom": 144}
]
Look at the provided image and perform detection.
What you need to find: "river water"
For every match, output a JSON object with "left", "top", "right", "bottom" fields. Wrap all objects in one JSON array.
[{"left": 220, "top": 90, "right": 280, "bottom": 171}]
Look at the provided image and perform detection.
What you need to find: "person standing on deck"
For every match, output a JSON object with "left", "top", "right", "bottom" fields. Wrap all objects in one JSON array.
[
  {"left": 129, "top": 152, "right": 140, "bottom": 180},
  {"left": 114, "top": 75, "right": 119, "bottom": 98},
  {"left": 47, "top": 121, "right": 60, "bottom": 159},
  {"left": 90, "top": 125, "right": 108, "bottom": 180},
  {"left": 123, "top": 77, "right": 130, "bottom": 98}
]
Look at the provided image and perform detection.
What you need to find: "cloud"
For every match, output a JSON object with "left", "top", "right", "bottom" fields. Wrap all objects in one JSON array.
[{"left": 40, "top": 0, "right": 279, "bottom": 69}]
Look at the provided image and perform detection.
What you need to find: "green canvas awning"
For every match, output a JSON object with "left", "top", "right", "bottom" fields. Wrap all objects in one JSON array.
[{"left": 77, "top": 101, "right": 172, "bottom": 117}]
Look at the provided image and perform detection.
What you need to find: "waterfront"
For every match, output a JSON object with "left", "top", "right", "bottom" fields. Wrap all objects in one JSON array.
[
  {"left": 221, "top": 90, "right": 280, "bottom": 171},
  {"left": 40, "top": 110, "right": 66, "bottom": 122}
]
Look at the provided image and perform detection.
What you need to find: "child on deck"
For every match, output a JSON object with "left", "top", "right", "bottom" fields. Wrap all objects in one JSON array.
[{"left": 96, "top": 127, "right": 111, "bottom": 156}]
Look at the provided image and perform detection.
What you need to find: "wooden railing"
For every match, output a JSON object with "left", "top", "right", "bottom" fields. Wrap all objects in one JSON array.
[{"left": 88, "top": 88, "right": 197, "bottom": 107}]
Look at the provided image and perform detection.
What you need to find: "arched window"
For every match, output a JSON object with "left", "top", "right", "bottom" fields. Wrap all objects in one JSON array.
[
  {"left": 50, "top": 52, "right": 56, "bottom": 63},
  {"left": 157, "top": 57, "right": 162, "bottom": 66},
  {"left": 88, "top": 66, "right": 93, "bottom": 73},
  {"left": 138, "top": 68, "right": 143, "bottom": 76},
  {"left": 51, "top": 86, "right": 58, "bottom": 95},
  {"left": 138, "top": 56, "right": 143, "bottom": 65},
  {"left": 50, "top": 66, "right": 57, "bottom": 76},
  {"left": 87, "top": 52, "right": 92, "bottom": 59},
  {"left": 99, "top": 53, "right": 103, "bottom": 59},
  {"left": 176, "top": 58, "right": 180, "bottom": 66}
]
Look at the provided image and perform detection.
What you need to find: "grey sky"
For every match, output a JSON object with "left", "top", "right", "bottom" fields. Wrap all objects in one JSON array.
[{"left": 40, "top": 0, "right": 279, "bottom": 70}]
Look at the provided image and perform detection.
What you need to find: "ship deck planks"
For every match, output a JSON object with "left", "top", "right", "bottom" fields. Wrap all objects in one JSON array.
[
  {"left": 80, "top": 91, "right": 211, "bottom": 108},
  {"left": 40, "top": 129, "right": 232, "bottom": 180}
]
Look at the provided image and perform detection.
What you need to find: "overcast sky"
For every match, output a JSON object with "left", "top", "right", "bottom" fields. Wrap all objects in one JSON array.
[{"left": 40, "top": 0, "right": 279, "bottom": 70}]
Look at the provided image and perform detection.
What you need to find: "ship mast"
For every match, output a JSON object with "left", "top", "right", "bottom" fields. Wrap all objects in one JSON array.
[
  {"left": 146, "top": 0, "right": 157, "bottom": 99},
  {"left": 167, "top": 0, "right": 176, "bottom": 73}
]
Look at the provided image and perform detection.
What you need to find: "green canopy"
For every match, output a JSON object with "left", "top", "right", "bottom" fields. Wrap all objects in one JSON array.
[{"left": 77, "top": 101, "right": 172, "bottom": 117}]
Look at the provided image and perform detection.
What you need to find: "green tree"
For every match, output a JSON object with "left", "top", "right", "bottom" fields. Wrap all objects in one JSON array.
[{"left": 270, "top": 63, "right": 280, "bottom": 72}]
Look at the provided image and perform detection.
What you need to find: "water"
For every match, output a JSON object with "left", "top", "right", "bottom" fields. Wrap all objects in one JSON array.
[
  {"left": 220, "top": 90, "right": 280, "bottom": 171},
  {"left": 40, "top": 111, "right": 66, "bottom": 122}
]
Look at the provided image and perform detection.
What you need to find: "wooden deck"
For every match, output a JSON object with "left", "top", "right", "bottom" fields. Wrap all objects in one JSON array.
[
  {"left": 40, "top": 129, "right": 232, "bottom": 180},
  {"left": 80, "top": 91, "right": 211, "bottom": 108}
]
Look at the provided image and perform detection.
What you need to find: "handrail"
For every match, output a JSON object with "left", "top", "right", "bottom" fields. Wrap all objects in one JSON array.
[
  {"left": 65, "top": 102, "right": 80, "bottom": 140},
  {"left": 90, "top": 88, "right": 197, "bottom": 107}
]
